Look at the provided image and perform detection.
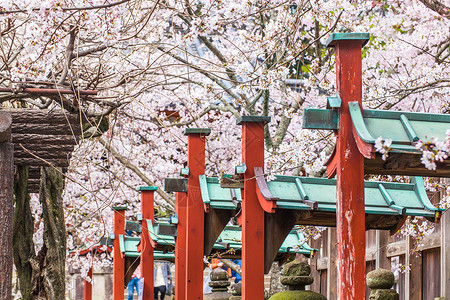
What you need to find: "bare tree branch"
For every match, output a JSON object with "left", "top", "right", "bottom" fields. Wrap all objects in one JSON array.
[
  {"left": 97, "top": 137, "right": 175, "bottom": 207},
  {"left": 417, "top": 0, "right": 450, "bottom": 19}
]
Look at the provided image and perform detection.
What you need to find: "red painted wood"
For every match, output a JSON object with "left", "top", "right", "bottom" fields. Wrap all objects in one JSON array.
[
  {"left": 113, "top": 208, "right": 126, "bottom": 300},
  {"left": 241, "top": 121, "right": 266, "bottom": 300},
  {"left": 175, "top": 192, "right": 187, "bottom": 300},
  {"left": 335, "top": 40, "right": 366, "bottom": 300},
  {"left": 185, "top": 133, "right": 207, "bottom": 300},
  {"left": 352, "top": 123, "right": 375, "bottom": 159},
  {"left": 84, "top": 267, "right": 92, "bottom": 300},
  {"left": 256, "top": 186, "right": 277, "bottom": 213},
  {"left": 141, "top": 190, "right": 155, "bottom": 299}
]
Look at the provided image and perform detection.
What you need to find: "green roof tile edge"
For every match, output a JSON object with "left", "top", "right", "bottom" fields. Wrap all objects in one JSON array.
[
  {"left": 411, "top": 177, "right": 444, "bottom": 212},
  {"left": 199, "top": 175, "right": 211, "bottom": 205},
  {"left": 326, "top": 32, "right": 370, "bottom": 47},
  {"left": 363, "top": 108, "right": 450, "bottom": 122},
  {"left": 112, "top": 206, "right": 127, "bottom": 211},
  {"left": 236, "top": 115, "right": 271, "bottom": 125},
  {"left": 348, "top": 102, "right": 376, "bottom": 143},
  {"left": 118, "top": 234, "right": 126, "bottom": 253},
  {"left": 184, "top": 128, "right": 211, "bottom": 135},
  {"left": 138, "top": 186, "right": 158, "bottom": 191}
]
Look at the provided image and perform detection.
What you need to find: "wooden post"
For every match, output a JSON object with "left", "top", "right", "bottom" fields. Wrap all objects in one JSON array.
[
  {"left": 184, "top": 128, "right": 210, "bottom": 300},
  {"left": 113, "top": 206, "right": 127, "bottom": 300},
  {"left": 139, "top": 186, "right": 157, "bottom": 300},
  {"left": 375, "top": 230, "right": 391, "bottom": 270},
  {"left": 175, "top": 192, "right": 187, "bottom": 300},
  {"left": 326, "top": 228, "right": 337, "bottom": 300},
  {"left": 405, "top": 236, "right": 422, "bottom": 299},
  {"left": 237, "top": 116, "right": 270, "bottom": 300},
  {"left": 0, "top": 112, "right": 13, "bottom": 300},
  {"left": 84, "top": 267, "right": 93, "bottom": 300},
  {"left": 326, "top": 33, "right": 369, "bottom": 300}
]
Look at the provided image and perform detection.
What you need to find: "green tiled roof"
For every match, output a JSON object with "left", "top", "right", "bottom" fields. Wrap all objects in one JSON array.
[
  {"left": 212, "top": 225, "right": 316, "bottom": 256},
  {"left": 348, "top": 102, "right": 450, "bottom": 154},
  {"left": 198, "top": 175, "right": 442, "bottom": 230},
  {"left": 303, "top": 103, "right": 450, "bottom": 176},
  {"left": 115, "top": 221, "right": 316, "bottom": 258}
]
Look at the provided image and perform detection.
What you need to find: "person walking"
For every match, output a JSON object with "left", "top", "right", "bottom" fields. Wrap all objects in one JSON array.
[
  {"left": 154, "top": 261, "right": 172, "bottom": 300},
  {"left": 128, "top": 263, "right": 141, "bottom": 300}
]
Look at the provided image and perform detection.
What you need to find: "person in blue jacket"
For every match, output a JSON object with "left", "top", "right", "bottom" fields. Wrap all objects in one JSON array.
[
  {"left": 154, "top": 261, "right": 172, "bottom": 300},
  {"left": 230, "top": 259, "right": 242, "bottom": 283}
]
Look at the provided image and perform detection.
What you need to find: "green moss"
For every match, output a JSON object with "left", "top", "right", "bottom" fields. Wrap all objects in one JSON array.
[{"left": 269, "top": 290, "right": 327, "bottom": 300}]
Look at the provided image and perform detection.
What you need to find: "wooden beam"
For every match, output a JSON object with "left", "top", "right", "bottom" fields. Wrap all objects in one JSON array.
[
  {"left": 12, "top": 123, "right": 81, "bottom": 136},
  {"left": 14, "top": 144, "right": 75, "bottom": 152},
  {"left": 418, "top": 232, "right": 441, "bottom": 251},
  {"left": 365, "top": 155, "right": 450, "bottom": 178},
  {"left": 14, "top": 157, "right": 70, "bottom": 167},
  {"left": 4, "top": 108, "right": 79, "bottom": 124},
  {"left": 386, "top": 240, "right": 406, "bottom": 258},
  {"left": 264, "top": 210, "right": 297, "bottom": 274},
  {"left": 14, "top": 150, "right": 72, "bottom": 159},
  {"left": 12, "top": 133, "right": 77, "bottom": 145},
  {"left": 204, "top": 209, "right": 233, "bottom": 256}
]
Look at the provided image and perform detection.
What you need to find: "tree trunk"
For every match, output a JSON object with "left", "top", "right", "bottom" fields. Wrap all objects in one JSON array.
[
  {"left": 37, "top": 167, "right": 67, "bottom": 300},
  {"left": 13, "top": 166, "right": 37, "bottom": 299},
  {"left": 221, "top": 259, "right": 241, "bottom": 275},
  {"left": 0, "top": 141, "right": 14, "bottom": 300}
]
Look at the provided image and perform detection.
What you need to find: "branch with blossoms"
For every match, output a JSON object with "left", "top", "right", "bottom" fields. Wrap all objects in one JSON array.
[
  {"left": 375, "top": 130, "right": 450, "bottom": 171},
  {"left": 374, "top": 137, "right": 392, "bottom": 160},
  {"left": 415, "top": 129, "right": 450, "bottom": 170}
]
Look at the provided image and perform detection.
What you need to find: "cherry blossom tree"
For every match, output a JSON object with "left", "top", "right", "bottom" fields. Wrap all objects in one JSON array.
[{"left": 0, "top": 0, "right": 449, "bottom": 296}]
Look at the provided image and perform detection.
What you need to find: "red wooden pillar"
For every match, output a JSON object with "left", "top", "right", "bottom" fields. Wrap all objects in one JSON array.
[
  {"left": 184, "top": 128, "right": 210, "bottom": 300},
  {"left": 175, "top": 192, "right": 187, "bottom": 300},
  {"left": 238, "top": 116, "right": 271, "bottom": 300},
  {"left": 326, "top": 33, "right": 369, "bottom": 299},
  {"left": 113, "top": 206, "right": 127, "bottom": 300},
  {"left": 139, "top": 186, "right": 157, "bottom": 300},
  {"left": 84, "top": 267, "right": 92, "bottom": 300}
]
